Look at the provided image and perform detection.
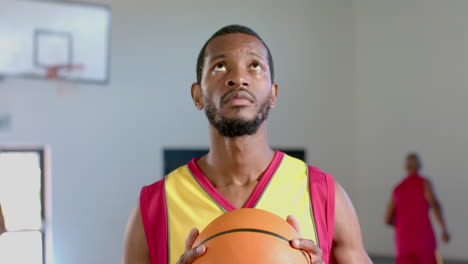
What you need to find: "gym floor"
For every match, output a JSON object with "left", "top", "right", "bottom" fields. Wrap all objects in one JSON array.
[{"left": 371, "top": 256, "right": 468, "bottom": 264}]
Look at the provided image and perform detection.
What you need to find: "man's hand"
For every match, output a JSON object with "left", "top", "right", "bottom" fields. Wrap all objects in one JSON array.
[
  {"left": 442, "top": 230, "right": 451, "bottom": 243},
  {"left": 176, "top": 228, "right": 206, "bottom": 264},
  {"left": 287, "top": 215, "right": 325, "bottom": 264}
]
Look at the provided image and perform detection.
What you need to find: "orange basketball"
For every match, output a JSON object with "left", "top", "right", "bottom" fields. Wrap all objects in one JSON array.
[{"left": 192, "top": 208, "right": 311, "bottom": 264}]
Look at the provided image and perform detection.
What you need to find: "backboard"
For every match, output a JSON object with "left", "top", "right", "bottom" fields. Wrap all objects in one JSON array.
[{"left": 0, "top": 0, "right": 111, "bottom": 84}]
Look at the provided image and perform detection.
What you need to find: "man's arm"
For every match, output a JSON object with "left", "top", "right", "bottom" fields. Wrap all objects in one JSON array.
[
  {"left": 332, "top": 183, "right": 372, "bottom": 264},
  {"left": 385, "top": 197, "right": 395, "bottom": 226},
  {"left": 122, "top": 201, "right": 206, "bottom": 264},
  {"left": 0, "top": 204, "right": 6, "bottom": 235},
  {"left": 424, "top": 179, "right": 450, "bottom": 243},
  {"left": 122, "top": 202, "right": 151, "bottom": 264}
]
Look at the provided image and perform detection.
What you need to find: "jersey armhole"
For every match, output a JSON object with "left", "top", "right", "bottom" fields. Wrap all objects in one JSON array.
[
  {"left": 308, "top": 166, "right": 336, "bottom": 264},
  {"left": 140, "top": 180, "right": 168, "bottom": 264},
  {"left": 325, "top": 173, "right": 336, "bottom": 257}
]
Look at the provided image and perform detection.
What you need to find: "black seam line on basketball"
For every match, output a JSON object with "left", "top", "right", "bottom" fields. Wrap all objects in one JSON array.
[
  {"left": 299, "top": 249, "right": 310, "bottom": 263},
  {"left": 197, "top": 228, "right": 290, "bottom": 245},
  {"left": 197, "top": 228, "right": 310, "bottom": 263}
]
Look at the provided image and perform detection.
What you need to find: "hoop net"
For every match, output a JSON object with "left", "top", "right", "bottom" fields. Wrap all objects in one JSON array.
[{"left": 45, "top": 64, "right": 84, "bottom": 97}]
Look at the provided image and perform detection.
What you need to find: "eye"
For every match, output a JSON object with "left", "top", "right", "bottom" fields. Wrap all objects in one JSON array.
[
  {"left": 214, "top": 63, "right": 227, "bottom": 72},
  {"left": 250, "top": 62, "right": 262, "bottom": 71}
]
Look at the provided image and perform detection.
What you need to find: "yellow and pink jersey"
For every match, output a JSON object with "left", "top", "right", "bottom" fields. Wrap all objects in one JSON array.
[{"left": 140, "top": 151, "right": 335, "bottom": 264}]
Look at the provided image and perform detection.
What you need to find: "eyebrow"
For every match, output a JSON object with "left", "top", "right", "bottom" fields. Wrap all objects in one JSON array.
[
  {"left": 247, "top": 51, "right": 265, "bottom": 60},
  {"left": 209, "top": 54, "right": 227, "bottom": 62}
]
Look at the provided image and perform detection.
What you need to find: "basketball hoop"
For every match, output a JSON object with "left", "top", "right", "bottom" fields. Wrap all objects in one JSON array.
[{"left": 45, "top": 64, "right": 84, "bottom": 97}]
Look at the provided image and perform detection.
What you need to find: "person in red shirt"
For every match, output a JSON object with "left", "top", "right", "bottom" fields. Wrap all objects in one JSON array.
[{"left": 385, "top": 153, "right": 450, "bottom": 264}]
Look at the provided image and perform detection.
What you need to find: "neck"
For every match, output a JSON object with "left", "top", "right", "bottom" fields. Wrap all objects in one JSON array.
[{"left": 200, "top": 123, "right": 275, "bottom": 187}]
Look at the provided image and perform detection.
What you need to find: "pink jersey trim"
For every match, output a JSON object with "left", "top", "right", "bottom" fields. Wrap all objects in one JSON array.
[
  {"left": 244, "top": 151, "right": 284, "bottom": 208},
  {"left": 308, "top": 166, "right": 336, "bottom": 264},
  {"left": 140, "top": 179, "right": 168, "bottom": 264},
  {"left": 187, "top": 151, "right": 284, "bottom": 211}
]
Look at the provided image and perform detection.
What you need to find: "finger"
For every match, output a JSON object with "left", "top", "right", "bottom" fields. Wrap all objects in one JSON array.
[
  {"left": 291, "top": 238, "right": 324, "bottom": 263},
  {"left": 286, "top": 215, "right": 301, "bottom": 234},
  {"left": 185, "top": 228, "right": 200, "bottom": 251},
  {"left": 177, "top": 245, "right": 206, "bottom": 264},
  {"left": 291, "top": 238, "right": 322, "bottom": 257}
]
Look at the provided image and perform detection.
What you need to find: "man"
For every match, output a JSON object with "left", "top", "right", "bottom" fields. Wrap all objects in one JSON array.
[
  {"left": 385, "top": 153, "right": 450, "bottom": 264},
  {"left": 123, "top": 25, "right": 371, "bottom": 264}
]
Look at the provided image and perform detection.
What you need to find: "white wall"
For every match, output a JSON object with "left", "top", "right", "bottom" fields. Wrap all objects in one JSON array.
[
  {"left": 353, "top": 0, "right": 468, "bottom": 259},
  {"left": 0, "top": 0, "right": 355, "bottom": 263}
]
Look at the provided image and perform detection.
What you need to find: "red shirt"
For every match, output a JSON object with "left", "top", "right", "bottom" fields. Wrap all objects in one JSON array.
[{"left": 393, "top": 173, "right": 436, "bottom": 255}]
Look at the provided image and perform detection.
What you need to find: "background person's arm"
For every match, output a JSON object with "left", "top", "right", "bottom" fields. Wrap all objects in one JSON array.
[
  {"left": 384, "top": 197, "right": 395, "bottom": 226},
  {"left": 424, "top": 179, "right": 450, "bottom": 243},
  {"left": 122, "top": 202, "right": 151, "bottom": 264},
  {"left": 332, "top": 183, "right": 373, "bottom": 264}
]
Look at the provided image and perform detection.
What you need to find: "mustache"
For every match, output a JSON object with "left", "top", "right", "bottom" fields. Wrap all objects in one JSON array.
[{"left": 221, "top": 88, "right": 255, "bottom": 104}]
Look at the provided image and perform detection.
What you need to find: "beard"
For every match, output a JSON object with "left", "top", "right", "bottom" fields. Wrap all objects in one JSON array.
[{"left": 204, "top": 98, "right": 271, "bottom": 138}]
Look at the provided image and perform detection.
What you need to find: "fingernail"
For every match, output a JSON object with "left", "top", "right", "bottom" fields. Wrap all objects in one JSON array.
[
  {"left": 292, "top": 239, "right": 301, "bottom": 247},
  {"left": 196, "top": 246, "right": 204, "bottom": 254}
]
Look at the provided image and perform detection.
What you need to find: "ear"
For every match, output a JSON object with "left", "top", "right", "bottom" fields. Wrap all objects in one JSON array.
[
  {"left": 269, "top": 83, "right": 278, "bottom": 108},
  {"left": 191, "top": 83, "right": 204, "bottom": 110}
]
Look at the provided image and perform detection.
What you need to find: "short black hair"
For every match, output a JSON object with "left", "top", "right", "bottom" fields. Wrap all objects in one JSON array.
[{"left": 196, "top": 24, "right": 274, "bottom": 84}]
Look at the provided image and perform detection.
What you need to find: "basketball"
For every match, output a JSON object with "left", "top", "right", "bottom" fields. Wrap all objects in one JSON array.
[{"left": 192, "top": 208, "right": 311, "bottom": 264}]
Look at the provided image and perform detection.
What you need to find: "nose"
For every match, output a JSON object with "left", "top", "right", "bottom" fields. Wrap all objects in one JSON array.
[{"left": 225, "top": 68, "right": 249, "bottom": 88}]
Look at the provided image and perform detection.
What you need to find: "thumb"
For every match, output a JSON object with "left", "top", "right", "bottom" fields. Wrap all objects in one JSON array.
[{"left": 286, "top": 215, "right": 302, "bottom": 235}]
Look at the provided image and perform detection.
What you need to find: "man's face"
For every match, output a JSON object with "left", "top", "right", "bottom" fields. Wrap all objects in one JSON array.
[
  {"left": 405, "top": 157, "right": 419, "bottom": 174},
  {"left": 192, "top": 33, "right": 278, "bottom": 137}
]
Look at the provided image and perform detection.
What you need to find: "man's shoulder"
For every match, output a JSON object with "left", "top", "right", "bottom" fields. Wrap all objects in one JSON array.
[
  {"left": 142, "top": 163, "right": 190, "bottom": 191},
  {"left": 307, "top": 164, "right": 327, "bottom": 175},
  {"left": 393, "top": 178, "right": 407, "bottom": 193},
  {"left": 303, "top": 162, "right": 333, "bottom": 182},
  {"left": 282, "top": 153, "right": 330, "bottom": 177},
  {"left": 304, "top": 164, "right": 335, "bottom": 189},
  {"left": 141, "top": 178, "right": 165, "bottom": 200}
]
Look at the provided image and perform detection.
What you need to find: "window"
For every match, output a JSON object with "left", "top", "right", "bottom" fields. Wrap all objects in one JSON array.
[{"left": 0, "top": 148, "right": 49, "bottom": 264}]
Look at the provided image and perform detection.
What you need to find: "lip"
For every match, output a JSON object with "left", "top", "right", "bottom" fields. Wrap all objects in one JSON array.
[
  {"left": 225, "top": 97, "right": 252, "bottom": 106},
  {"left": 222, "top": 90, "right": 255, "bottom": 106}
]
